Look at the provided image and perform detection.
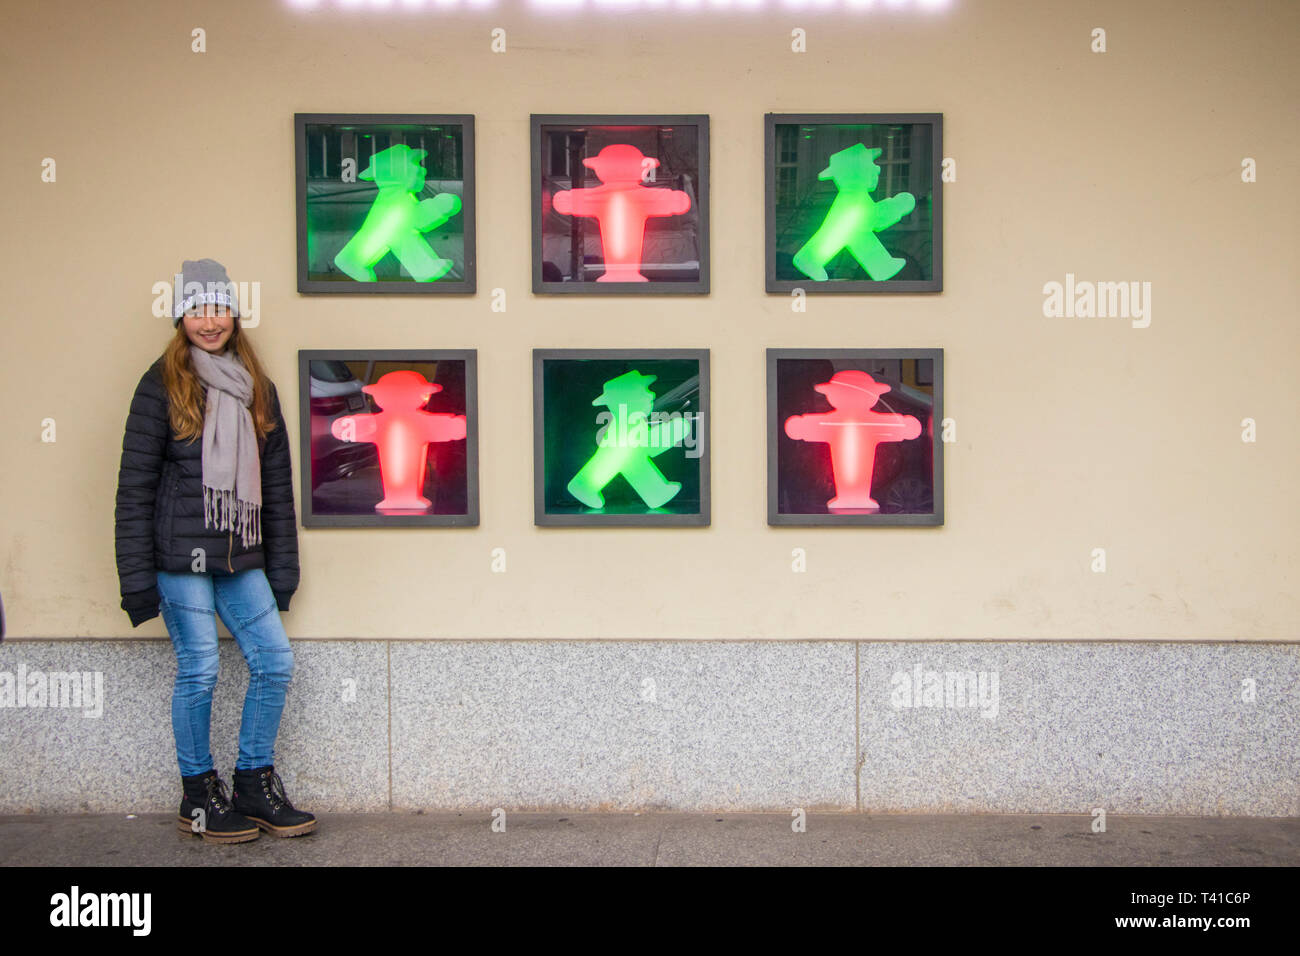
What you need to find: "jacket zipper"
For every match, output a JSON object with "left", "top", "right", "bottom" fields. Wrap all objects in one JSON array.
[
  {"left": 227, "top": 527, "right": 234, "bottom": 572},
  {"left": 169, "top": 477, "right": 180, "bottom": 546}
]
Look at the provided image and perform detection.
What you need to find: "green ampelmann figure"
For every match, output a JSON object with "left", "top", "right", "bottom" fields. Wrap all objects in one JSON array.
[
  {"left": 566, "top": 370, "right": 692, "bottom": 510},
  {"left": 334, "top": 144, "right": 462, "bottom": 282},
  {"left": 792, "top": 143, "right": 915, "bottom": 282}
]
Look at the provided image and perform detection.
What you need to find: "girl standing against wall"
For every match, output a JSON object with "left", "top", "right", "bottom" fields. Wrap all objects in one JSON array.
[{"left": 115, "top": 258, "right": 316, "bottom": 843}]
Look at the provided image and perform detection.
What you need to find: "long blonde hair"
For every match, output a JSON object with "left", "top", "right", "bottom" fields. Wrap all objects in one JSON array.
[{"left": 162, "top": 321, "right": 276, "bottom": 443}]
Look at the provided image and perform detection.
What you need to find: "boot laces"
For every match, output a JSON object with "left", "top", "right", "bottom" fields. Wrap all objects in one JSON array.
[
  {"left": 205, "top": 775, "right": 234, "bottom": 814},
  {"left": 262, "top": 770, "right": 292, "bottom": 811}
]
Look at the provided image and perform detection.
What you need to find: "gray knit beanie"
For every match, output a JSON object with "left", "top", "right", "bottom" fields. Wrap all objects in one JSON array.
[{"left": 172, "top": 258, "right": 240, "bottom": 326}]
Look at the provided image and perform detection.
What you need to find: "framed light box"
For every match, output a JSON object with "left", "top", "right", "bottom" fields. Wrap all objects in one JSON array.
[
  {"left": 295, "top": 113, "right": 476, "bottom": 294},
  {"left": 765, "top": 113, "right": 942, "bottom": 294},
  {"left": 531, "top": 114, "right": 710, "bottom": 294},
  {"left": 298, "top": 350, "right": 478, "bottom": 527},
  {"left": 534, "top": 349, "right": 710, "bottom": 526},
  {"left": 767, "top": 349, "right": 943, "bottom": 526}
]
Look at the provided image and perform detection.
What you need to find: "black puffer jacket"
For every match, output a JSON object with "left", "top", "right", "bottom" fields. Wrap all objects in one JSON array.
[{"left": 114, "top": 356, "right": 299, "bottom": 627}]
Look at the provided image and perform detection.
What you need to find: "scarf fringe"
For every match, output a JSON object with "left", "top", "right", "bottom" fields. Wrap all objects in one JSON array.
[{"left": 205, "top": 485, "right": 262, "bottom": 549}]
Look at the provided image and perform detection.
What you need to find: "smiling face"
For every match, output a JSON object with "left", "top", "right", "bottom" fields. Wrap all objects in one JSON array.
[{"left": 181, "top": 304, "right": 235, "bottom": 354}]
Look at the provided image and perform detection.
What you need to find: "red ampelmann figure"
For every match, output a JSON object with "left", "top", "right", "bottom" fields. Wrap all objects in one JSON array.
[
  {"left": 551, "top": 143, "right": 691, "bottom": 282},
  {"left": 784, "top": 370, "right": 921, "bottom": 511},
  {"left": 331, "top": 370, "right": 467, "bottom": 512}
]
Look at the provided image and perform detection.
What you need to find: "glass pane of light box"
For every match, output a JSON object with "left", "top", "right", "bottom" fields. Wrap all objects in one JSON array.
[
  {"left": 775, "top": 356, "right": 935, "bottom": 516},
  {"left": 304, "top": 123, "right": 467, "bottom": 284},
  {"left": 541, "top": 357, "right": 703, "bottom": 515},
  {"left": 539, "top": 124, "right": 702, "bottom": 285},
  {"left": 772, "top": 122, "right": 935, "bottom": 284},
  {"left": 309, "top": 359, "right": 469, "bottom": 516}
]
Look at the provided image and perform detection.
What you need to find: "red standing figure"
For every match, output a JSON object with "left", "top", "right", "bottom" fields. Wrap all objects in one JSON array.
[
  {"left": 784, "top": 370, "right": 922, "bottom": 511},
  {"left": 551, "top": 143, "right": 691, "bottom": 282},
  {"left": 330, "top": 370, "right": 466, "bottom": 512}
]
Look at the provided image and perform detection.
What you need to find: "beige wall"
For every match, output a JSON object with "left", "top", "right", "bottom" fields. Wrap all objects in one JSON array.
[{"left": 2, "top": 0, "right": 1296, "bottom": 640}]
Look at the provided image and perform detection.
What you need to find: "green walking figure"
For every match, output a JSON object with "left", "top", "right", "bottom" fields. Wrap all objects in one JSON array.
[
  {"left": 792, "top": 142, "right": 915, "bottom": 282},
  {"left": 566, "top": 370, "right": 692, "bottom": 510},
  {"left": 334, "top": 144, "right": 462, "bottom": 282}
]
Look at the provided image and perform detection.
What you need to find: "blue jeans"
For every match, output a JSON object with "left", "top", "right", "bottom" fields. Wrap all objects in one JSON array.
[{"left": 156, "top": 568, "right": 294, "bottom": 778}]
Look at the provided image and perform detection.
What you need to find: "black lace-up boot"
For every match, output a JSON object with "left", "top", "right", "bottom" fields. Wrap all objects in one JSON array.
[
  {"left": 178, "top": 769, "right": 260, "bottom": 844},
  {"left": 230, "top": 766, "right": 317, "bottom": 838}
]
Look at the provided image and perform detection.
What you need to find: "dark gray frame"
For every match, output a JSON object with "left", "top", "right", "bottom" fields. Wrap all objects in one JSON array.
[
  {"left": 295, "top": 113, "right": 476, "bottom": 295},
  {"left": 533, "top": 348, "right": 711, "bottom": 526},
  {"left": 298, "top": 349, "right": 479, "bottom": 528},
  {"left": 766, "top": 348, "right": 944, "bottom": 526},
  {"left": 764, "top": 113, "right": 942, "bottom": 294},
  {"left": 530, "top": 114, "right": 710, "bottom": 295}
]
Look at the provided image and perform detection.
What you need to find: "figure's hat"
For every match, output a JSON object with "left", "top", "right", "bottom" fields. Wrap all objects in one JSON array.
[
  {"left": 813, "top": 369, "right": 892, "bottom": 401},
  {"left": 583, "top": 143, "right": 655, "bottom": 181},
  {"left": 359, "top": 144, "right": 428, "bottom": 182},
  {"left": 362, "top": 369, "right": 442, "bottom": 407},
  {"left": 592, "top": 369, "right": 658, "bottom": 406},
  {"left": 817, "top": 142, "right": 883, "bottom": 181}
]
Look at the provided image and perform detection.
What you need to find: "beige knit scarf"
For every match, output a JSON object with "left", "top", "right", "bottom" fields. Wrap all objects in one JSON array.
[{"left": 189, "top": 345, "right": 261, "bottom": 548}]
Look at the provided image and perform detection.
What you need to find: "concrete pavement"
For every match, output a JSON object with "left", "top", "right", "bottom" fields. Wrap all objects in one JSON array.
[{"left": 3, "top": 811, "right": 1297, "bottom": 866}]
